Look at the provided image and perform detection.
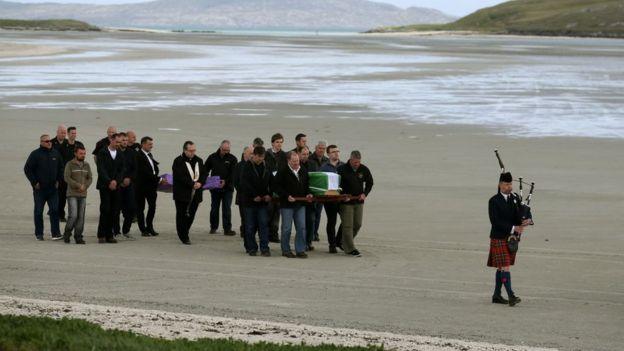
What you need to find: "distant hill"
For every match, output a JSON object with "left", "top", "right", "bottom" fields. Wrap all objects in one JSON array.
[
  {"left": 0, "top": 19, "right": 100, "bottom": 31},
  {"left": 0, "top": 0, "right": 455, "bottom": 30},
  {"left": 367, "top": 0, "right": 624, "bottom": 38}
]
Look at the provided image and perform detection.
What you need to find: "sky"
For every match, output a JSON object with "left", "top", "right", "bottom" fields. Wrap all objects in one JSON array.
[{"left": 10, "top": 0, "right": 508, "bottom": 17}]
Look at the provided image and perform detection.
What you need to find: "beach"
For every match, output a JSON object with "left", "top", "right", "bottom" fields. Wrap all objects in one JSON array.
[{"left": 0, "top": 31, "right": 623, "bottom": 351}]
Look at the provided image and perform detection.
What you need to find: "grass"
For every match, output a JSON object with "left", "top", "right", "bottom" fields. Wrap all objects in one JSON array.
[
  {"left": 0, "top": 19, "right": 100, "bottom": 31},
  {"left": 0, "top": 314, "right": 384, "bottom": 351},
  {"left": 366, "top": 0, "right": 624, "bottom": 38}
]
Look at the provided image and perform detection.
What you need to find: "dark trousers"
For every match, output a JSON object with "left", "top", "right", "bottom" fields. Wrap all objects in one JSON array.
[
  {"left": 238, "top": 203, "right": 245, "bottom": 236},
  {"left": 268, "top": 202, "right": 280, "bottom": 241},
  {"left": 175, "top": 199, "right": 200, "bottom": 243},
  {"left": 305, "top": 204, "right": 315, "bottom": 245},
  {"left": 209, "top": 189, "right": 233, "bottom": 231},
  {"left": 57, "top": 180, "right": 67, "bottom": 219},
  {"left": 313, "top": 203, "right": 323, "bottom": 239},
  {"left": 136, "top": 188, "right": 157, "bottom": 233},
  {"left": 33, "top": 187, "right": 60, "bottom": 238},
  {"left": 113, "top": 184, "right": 136, "bottom": 234},
  {"left": 98, "top": 188, "right": 121, "bottom": 239},
  {"left": 324, "top": 203, "right": 342, "bottom": 248},
  {"left": 243, "top": 205, "right": 270, "bottom": 253}
]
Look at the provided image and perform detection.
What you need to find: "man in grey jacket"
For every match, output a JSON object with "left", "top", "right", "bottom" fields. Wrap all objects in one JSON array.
[{"left": 63, "top": 145, "right": 93, "bottom": 244}]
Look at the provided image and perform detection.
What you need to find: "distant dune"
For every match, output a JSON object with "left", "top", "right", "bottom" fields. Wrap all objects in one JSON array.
[{"left": 366, "top": 0, "right": 624, "bottom": 38}]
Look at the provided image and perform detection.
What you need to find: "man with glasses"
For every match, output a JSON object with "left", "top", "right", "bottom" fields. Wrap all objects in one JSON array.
[
  {"left": 24, "top": 134, "right": 64, "bottom": 241},
  {"left": 319, "top": 145, "right": 344, "bottom": 253}
]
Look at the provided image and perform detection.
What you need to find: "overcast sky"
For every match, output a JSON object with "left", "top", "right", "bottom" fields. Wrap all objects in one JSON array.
[{"left": 11, "top": 0, "right": 508, "bottom": 17}]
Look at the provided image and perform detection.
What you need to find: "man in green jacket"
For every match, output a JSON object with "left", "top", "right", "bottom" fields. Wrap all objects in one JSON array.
[{"left": 63, "top": 145, "right": 93, "bottom": 244}]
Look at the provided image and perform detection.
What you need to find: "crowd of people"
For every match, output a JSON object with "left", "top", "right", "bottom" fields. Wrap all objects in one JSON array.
[{"left": 23, "top": 126, "right": 374, "bottom": 258}]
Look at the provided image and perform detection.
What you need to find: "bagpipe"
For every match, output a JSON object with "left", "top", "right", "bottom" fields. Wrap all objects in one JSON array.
[{"left": 495, "top": 149, "right": 536, "bottom": 253}]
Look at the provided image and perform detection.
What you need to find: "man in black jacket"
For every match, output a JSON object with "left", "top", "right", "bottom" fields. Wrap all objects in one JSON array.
[
  {"left": 298, "top": 146, "right": 316, "bottom": 251},
  {"left": 96, "top": 133, "right": 125, "bottom": 244},
  {"left": 172, "top": 141, "right": 207, "bottom": 245},
  {"left": 233, "top": 146, "right": 252, "bottom": 238},
  {"left": 309, "top": 140, "right": 328, "bottom": 242},
  {"left": 240, "top": 146, "right": 273, "bottom": 256},
  {"left": 487, "top": 172, "right": 530, "bottom": 307},
  {"left": 274, "top": 151, "right": 313, "bottom": 258},
  {"left": 135, "top": 136, "right": 162, "bottom": 237},
  {"left": 51, "top": 125, "right": 68, "bottom": 222},
  {"left": 92, "top": 126, "right": 117, "bottom": 162},
  {"left": 337, "top": 150, "right": 373, "bottom": 257},
  {"left": 205, "top": 140, "right": 238, "bottom": 236},
  {"left": 265, "top": 133, "right": 286, "bottom": 243},
  {"left": 24, "top": 134, "right": 64, "bottom": 241},
  {"left": 113, "top": 132, "right": 138, "bottom": 238}
]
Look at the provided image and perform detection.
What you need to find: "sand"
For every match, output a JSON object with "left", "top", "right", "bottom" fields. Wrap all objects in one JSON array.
[
  {"left": 0, "top": 31, "right": 623, "bottom": 351},
  {"left": 0, "top": 42, "right": 67, "bottom": 58}
]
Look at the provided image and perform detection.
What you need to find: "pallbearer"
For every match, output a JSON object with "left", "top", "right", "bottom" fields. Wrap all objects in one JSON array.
[
  {"left": 337, "top": 150, "right": 373, "bottom": 257},
  {"left": 487, "top": 172, "right": 531, "bottom": 306}
]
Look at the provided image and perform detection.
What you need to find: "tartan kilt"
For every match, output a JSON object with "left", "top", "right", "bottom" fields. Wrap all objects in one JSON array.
[{"left": 487, "top": 238, "right": 516, "bottom": 268}]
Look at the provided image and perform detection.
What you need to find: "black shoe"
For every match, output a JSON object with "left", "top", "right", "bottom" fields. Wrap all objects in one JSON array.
[
  {"left": 337, "top": 244, "right": 344, "bottom": 251},
  {"left": 492, "top": 295, "right": 508, "bottom": 304},
  {"left": 149, "top": 229, "right": 159, "bottom": 236},
  {"left": 348, "top": 250, "right": 361, "bottom": 257},
  {"left": 224, "top": 230, "right": 236, "bottom": 236},
  {"left": 209, "top": 229, "right": 218, "bottom": 234},
  {"left": 98, "top": 238, "right": 106, "bottom": 244},
  {"left": 282, "top": 251, "right": 296, "bottom": 258},
  {"left": 261, "top": 251, "right": 271, "bottom": 257},
  {"left": 75, "top": 239, "right": 86, "bottom": 245},
  {"left": 329, "top": 246, "right": 337, "bottom": 254},
  {"left": 296, "top": 252, "right": 308, "bottom": 259},
  {"left": 509, "top": 295, "right": 522, "bottom": 307},
  {"left": 60, "top": 217, "right": 67, "bottom": 223},
  {"left": 64, "top": 237, "right": 71, "bottom": 244},
  {"left": 141, "top": 232, "right": 151, "bottom": 237},
  {"left": 307, "top": 245, "right": 315, "bottom": 251},
  {"left": 51, "top": 235, "right": 63, "bottom": 241},
  {"left": 313, "top": 235, "right": 320, "bottom": 242},
  {"left": 269, "top": 236, "right": 280, "bottom": 243},
  {"left": 36, "top": 236, "right": 44, "bottom": 241},
  {"left": 106, "top": 238, "right": 118, "bottom": 244},
  {"left": 63, "top": 232, "right": 71, "bottom": 243},
  {"left": 182, "top": 240, "right": 191, "bottom": 245},
  {"left": 248, "top": 251, "right": 258, "bottom": 256}
]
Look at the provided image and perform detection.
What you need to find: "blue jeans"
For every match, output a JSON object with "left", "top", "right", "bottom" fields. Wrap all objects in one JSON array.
[
  {"left": 243, "top": 205, "right": 270, "bottom": 253},
  {"left": 210, "top": 189, "right": 233, "bottom": 231},
  {"left": 65, "top": 197, "right": 86, "bottom": 241},
  {"left": 280, "top": 205, "right": 306, "bottom": 254},
  {"left": 33, "top": 187, "right": 60, "bottom": 238}
]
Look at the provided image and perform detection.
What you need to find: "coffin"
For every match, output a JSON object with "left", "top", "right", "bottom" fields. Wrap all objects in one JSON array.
[{"left": 308, "top": 172, "right": 341, "bottom": 196}]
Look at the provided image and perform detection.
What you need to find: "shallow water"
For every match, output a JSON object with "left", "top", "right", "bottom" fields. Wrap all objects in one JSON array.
[{"left": 1, "top": 33, "right": 623, "bottom": 138}]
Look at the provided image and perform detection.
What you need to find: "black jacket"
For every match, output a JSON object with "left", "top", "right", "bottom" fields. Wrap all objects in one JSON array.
[
  {"left": 274, "top": 166, "right": 310, "bottom": 208},
  {"left": 92, "top": 137, "right": 110, "bottom": 157},
  {"left": 265, "top": 148, "right": 287, "bottom": 173},
  {"left": 172, "top": 154, "right": 207, "bottom": 203},
  {"left": 337, "top": 163, "right": 374, "bottom": 204},
  {"left": 58, "top": 140, "right": 85, "bottom": 165},
  {"left": 121, "top": 147, "right": 138, "bottom": 182},
  {"left": 96, "top": 147, "right": 126, "bottom": 190},
  {"left": 205, "top": 149, "right": 238, "bottom": 191},
  {"left": 309, "top": 153, "right": 328, "bottom": 171},
  {"left": 135, "top": 150, "right": 160, "bottom": 192},
  {"left": 232, "top": 159, "right": 246, "bottom": 205},
  {"left": 240, "top": 161, "right": 273, "bottom": 207},
  {"left": 489, "top": 192, "right": 522, "bottom": 240},
  {"left": 24, "top": 147, "right": 64, "bottom": 190}
]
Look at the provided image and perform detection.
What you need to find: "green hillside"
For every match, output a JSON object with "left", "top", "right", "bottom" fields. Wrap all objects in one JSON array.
[
  {"left": 0, "top": 19, "right": 100, "bottom": 31},
  {"left": 366, "top": 0, "right": 624, "bottom": 38}
]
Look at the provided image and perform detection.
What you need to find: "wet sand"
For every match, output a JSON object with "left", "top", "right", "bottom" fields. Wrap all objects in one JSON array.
[{"left": 0, "top": 31, "right": 623, "bottom": 351}]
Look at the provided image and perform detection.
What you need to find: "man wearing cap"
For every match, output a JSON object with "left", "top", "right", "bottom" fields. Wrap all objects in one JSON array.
[{"left": 487, "top": 172, "right": 531, "bottom": 306}]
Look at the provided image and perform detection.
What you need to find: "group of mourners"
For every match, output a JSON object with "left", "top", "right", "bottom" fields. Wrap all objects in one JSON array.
[{"left": 23, "top": 125, "right": 374, "bottom": 258}]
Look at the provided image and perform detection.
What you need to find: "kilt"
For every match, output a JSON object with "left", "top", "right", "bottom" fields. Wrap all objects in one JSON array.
[{"left": 487, "top": 238, "right": 516, "bottom": 268}]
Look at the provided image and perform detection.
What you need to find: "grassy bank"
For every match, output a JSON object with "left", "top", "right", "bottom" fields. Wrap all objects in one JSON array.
[
  {"left": 0, "top": 19, "right": 100, "bottom": 31},
  {"left": 366, "top": 0, "right": 624, "bottom": 38},
  {"left": 0, "top": 314, "right": 383, "bottom": 351}
]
